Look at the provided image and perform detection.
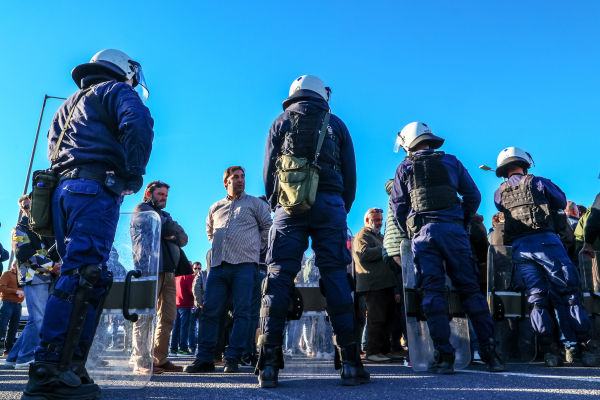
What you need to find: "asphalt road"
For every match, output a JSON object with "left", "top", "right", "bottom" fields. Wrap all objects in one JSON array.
[{"left": 2, "top": 356, "right": 600, "bottom": 400}]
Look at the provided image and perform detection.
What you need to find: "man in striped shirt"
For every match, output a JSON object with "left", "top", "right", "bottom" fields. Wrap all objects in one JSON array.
[{"left": 186, "top": 166, "right": 272, "bottom": 374}]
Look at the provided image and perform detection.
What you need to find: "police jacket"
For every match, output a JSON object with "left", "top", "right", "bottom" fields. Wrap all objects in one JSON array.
[
  {"left": 48, "top": 73, "right": 154, "bottom": 193},
  {"left": 0, "top": 242, "right": 8, "bottom": 275},
  {"left": 11, "top": 217, "right": 59, "bottom": 285},
  {"left": 263, "top": 92, "right": 357, "bottom": 213},
  {"left": 494, "top": 173, "right": 566, "bottom": 239},
  {"left": 391, "top": 150, "right": 481, "bottom": 232}
]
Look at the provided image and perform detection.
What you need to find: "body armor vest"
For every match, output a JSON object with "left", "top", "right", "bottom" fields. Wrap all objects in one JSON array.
[
  {"left": 499, "top": 174, "right": 552, "bottom": 238},
  {"left": 407, "top": 152, "right": 459, "bottom": 212},
  {"left": 282, "top": 111, "right": 340, "bottom": 168}
]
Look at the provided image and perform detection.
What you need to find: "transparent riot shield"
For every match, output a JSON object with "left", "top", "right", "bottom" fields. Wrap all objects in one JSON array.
[
  {"left": 86, "top": 211, "right": 161, "bottom": 389},
  {"left": 578, "top": 252, "right": 600, "bottom": 337},
  {"left": 401, "top": 239, "right": 471, "bottom": 372},
  {"left": 280, "top": 251, "right": 336, "bottom": 379},
  {"left": 487, "top": 245, "right": 536, "bottom": 363}
]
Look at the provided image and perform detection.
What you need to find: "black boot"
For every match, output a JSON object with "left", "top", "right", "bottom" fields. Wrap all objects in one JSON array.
[
  {"left": 581, "top": 339, "right": 600, "bottom": 367},
  {"left": 540, "top": 342, "right": 564, "bottom": 367},
  {"left": 21, "top": 361, "right": 101, "bottom": 400},
  {"left": 336, "top": 343, "right": 370, "bottom": 386},
  {"left": 256, "top": 344, "right": 282, "bottom": 388},
  {"left": 479, "top": 345, "right": 507, "bottom": 372},
  {"left": 427, "top": 350, "right": 455, "bottom": 374}
]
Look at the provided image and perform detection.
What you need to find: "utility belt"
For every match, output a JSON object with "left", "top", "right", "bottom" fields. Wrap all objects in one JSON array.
[
  {"left": 59, "top": 167, "right": 126, "bottom": 197},
  {"left": 406, "top": 215, "right": 464, "bottom": 238}
]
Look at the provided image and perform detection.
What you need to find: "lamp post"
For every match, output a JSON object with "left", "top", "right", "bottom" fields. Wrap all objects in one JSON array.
[{"left": 8, "top": 94, "right": 67, "bottom": 268}]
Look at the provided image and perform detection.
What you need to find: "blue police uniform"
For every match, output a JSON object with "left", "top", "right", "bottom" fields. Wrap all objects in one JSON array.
[
  {"left": 35, "top": 73, "right": 154, "bottom": 364},
  {"left": 494, "top": 174, "right": 591, "bottom": 346},
  {"left": 259, "top": 90, "right": 364, "bottom": 386},
  {"left": 391, "top": 149, "right": 495, "bottom": 356},
  {"left": 262, "top": 91, "right": 356, "bottom": 337}
]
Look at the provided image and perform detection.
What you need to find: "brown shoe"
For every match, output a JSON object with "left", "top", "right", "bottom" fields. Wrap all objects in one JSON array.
[
  {"left": 156, "top": 361, "right": 184, "bottom": 372},
  {"left": 134, "top": 366, "right": 164, "bottom": 375},
  {"left": 213, "top": 358, "right": 225, "bottom": 365}
]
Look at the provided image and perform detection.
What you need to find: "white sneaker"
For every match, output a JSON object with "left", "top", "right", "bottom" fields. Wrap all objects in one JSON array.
[
  {"left": 322, "top": 351, "right": 335, "bottom": 361},
  {"left": 472, "top": 350, "right": 485, "bottom": 365},
  {"left": 2, "top": 360, "right": 16, "bottom": 368},
  {"left": 15, "top": 360, "right": 34, "bottom": 370},
  {"left": 365, "top": 354, "right": 391, "bottom": 363},
  {"left": 316, "top": 351, "right": 324, "bottom": 359},
  {"left": 168, "top": 352, "right": 177, "bottom": 357}
]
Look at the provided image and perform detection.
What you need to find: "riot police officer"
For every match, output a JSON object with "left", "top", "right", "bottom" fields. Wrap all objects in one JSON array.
[
  {"left": 257, "top": 75, "right": 369, "bottom": 387},
  {"left": 391, "top": 122, "right": 505, "bottom": 374},
  {"left": 494, "top": 147, "right": 600, "bottom": 367},
  {"left": 22, "top": 49, "right": 154, "bottom": 400}
]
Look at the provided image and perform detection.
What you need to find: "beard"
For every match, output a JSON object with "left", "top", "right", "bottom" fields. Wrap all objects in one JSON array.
[
  {"left": 148, "top": 196, "right": 167, "bottom": 210},
  {"left": 368, "top": 222, "right": 382, "bottom": 234}
]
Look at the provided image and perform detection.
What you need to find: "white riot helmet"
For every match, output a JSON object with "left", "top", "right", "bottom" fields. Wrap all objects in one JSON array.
[
  {"left": 288, "top": 75, "right": 331, "bottom": 102},
  {"left": 71, "top": 49, "right": 149, "bottom": 101},
  {"left": 495, "top": 147, "right": 534, "bottom": 178},
  {"left": 393, "top": 122, "right": 445, "bottom": 153}
]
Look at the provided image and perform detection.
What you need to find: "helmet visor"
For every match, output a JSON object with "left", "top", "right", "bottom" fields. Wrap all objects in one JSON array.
[
  {"left": 393, "top": 133, "right": 404, "bottom": 153},
  {"left": 130, "top": 61, "right": 149, "bottom": 102}
]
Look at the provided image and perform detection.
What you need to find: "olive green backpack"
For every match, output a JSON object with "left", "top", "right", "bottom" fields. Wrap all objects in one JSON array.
[{"left": 275, "top": 112, "right": 330, "bottom": 215}]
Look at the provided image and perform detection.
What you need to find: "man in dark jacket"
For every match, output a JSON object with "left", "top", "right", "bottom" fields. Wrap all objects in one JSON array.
[
  {"left": 496, "top": 147, "right": 599, "bottom": 368},
  {"left": 392, "top": 122, "right": 504, "bottom": 374},
  {"left": 132, "top": 181, "right": 188, "bottom": 373},
  {"left": 24, "top": 49, "right": 154, "bottom": 400},
  {"left": 353, "top": 208, "right": 400, "bottom": 363},
  {"left": 257, "top": 75, "right": 368, "bottom": 388}
]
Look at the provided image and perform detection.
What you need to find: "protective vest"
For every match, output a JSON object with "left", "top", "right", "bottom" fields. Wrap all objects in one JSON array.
[
  {"left": 407, "top": 152, "right": 459, "bottom": 212},
  {"left": 281, "top": 111, "right": 341, "bottom": 169},
  {"left": 499, "top": 174, "right": 552, "bottom": 237}
]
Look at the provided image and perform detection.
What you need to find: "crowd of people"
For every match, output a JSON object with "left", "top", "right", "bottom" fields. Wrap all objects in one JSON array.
[{"left": 1, "top": 49, "right": 599, "bottom": 400}]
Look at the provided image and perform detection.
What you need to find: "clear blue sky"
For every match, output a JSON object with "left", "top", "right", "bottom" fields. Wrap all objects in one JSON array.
[{"left": 1, "top": 1, "right": 599, "bottom": 267}]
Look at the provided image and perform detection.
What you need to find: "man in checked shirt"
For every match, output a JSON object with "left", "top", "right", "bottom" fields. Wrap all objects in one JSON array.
[{"left": 186, "top": 166, "right": 272, "bottom": 374}]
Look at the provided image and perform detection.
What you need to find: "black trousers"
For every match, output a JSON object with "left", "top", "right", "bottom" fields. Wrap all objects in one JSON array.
[
  {"left": 363, "top": 287, "right": 396, "bottom": 356},
  {"left": 355, "top": 294, "right": 367, "bottom": 348}
]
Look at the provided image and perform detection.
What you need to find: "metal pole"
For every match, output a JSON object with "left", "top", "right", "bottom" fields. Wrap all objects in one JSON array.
[
  {"left": 6, "top": 95, "right": 66, "bottom": 270},
  {"left": 22, "top": 95, "right": 67, "bottom": 195}
]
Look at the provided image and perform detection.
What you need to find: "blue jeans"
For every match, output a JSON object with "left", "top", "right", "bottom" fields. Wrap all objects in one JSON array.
[
  {"left": 0, "top": 300, "right": 22, "bottom": 350},
  {"left": 7, "top": 283, "right": 50, "bottom": 363},
  {"left": 196, "top": 262, "right": 255, "bottom": 363},
  {"left": 244, "top": 269, "right": 266, "bottom": 357},
  {"left": 189, "top": 308, "right": 201, "bottom": 353},
  {"left": 171, "top": 308, "right": 192, "bottom": 352}
]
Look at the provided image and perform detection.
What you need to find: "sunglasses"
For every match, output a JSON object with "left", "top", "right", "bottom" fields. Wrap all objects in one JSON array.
[{"left": 370, "top": 208, "right": 383, "bottom": 213}]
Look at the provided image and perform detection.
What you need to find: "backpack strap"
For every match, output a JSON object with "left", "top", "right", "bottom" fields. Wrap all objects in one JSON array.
[
  {"left": 51, "top": 87, "right": 120, "bottom": 163},
  {"left": 313, "top": 112, "right": 331, "bottom": 165},
  {"left": 51, "top": 88, "right": 92, "bottom": 162}
]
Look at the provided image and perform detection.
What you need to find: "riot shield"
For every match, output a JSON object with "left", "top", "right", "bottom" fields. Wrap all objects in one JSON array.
[
  {"left": 86, "top": 211, "right": 161, "bottom": 389},
  {"left": 401, "top": 239, "right": 471, "bottom": 372},
  {"left": 578, "top": 252, "right": 600, "bottom": 337},
  {"left": 487, "top": 245, "right": 536, "bottom": 363},
  {"left": 280, "top": 251, "right": 335, "bottom": 378}
]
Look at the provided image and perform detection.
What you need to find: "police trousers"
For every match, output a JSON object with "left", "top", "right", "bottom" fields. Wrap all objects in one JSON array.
[
  {"left": 36, "top": 178, "right": 120, "bottom": 362},
  {"left": 263, "top": 193, "right": 354, "bottom": 341},
  {"left": 513, "top": 232, "right": 590, "bottom": 345},
  {"left": 413, "top": 222, "right": 494, "bottom": 354}
]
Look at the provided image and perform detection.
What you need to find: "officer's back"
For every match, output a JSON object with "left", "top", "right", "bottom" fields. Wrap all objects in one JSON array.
[{"left": 264, "top": 89, "right": 356, "bottom": 213}]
